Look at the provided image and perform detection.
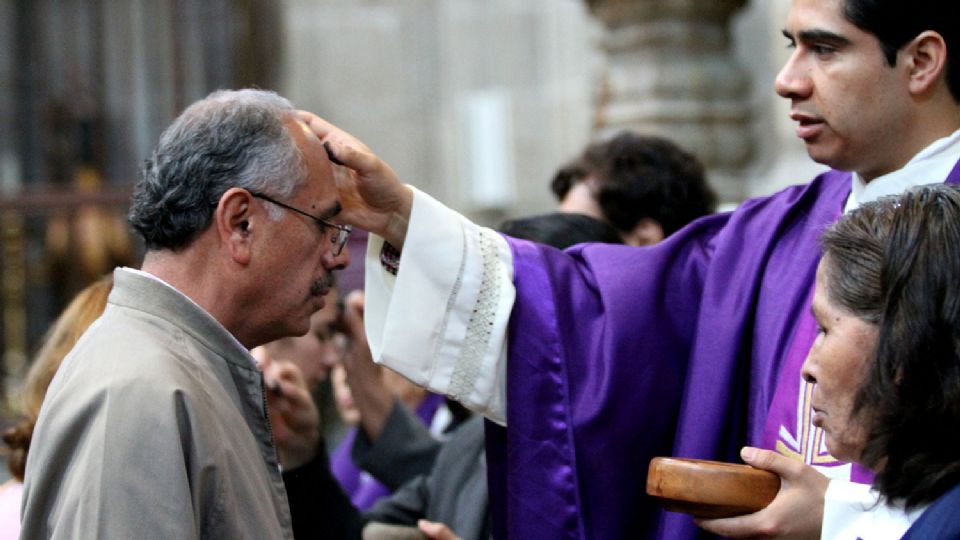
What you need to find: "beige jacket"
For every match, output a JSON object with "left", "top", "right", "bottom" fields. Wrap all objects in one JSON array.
[{"left": 21, "top": 269, "right": 293, "bottom": 539}]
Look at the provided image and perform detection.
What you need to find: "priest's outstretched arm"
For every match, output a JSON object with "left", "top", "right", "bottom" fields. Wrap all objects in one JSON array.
[{"left": 300, "top": 112, "right": 513, "bottom": 424}]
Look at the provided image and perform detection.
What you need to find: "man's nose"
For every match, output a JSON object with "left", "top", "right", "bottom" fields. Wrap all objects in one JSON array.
[
  {"left": 775, "top": 51, "right": 812, "bottom": 100},
  {"left": 324, "top": 243, "right": 351, "bottom": 270}
]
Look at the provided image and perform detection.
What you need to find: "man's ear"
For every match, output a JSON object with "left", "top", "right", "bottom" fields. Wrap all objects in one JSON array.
[
  {"left": 904, "top": 31, "right": 948, "bottom": 96},
  {"left": 215, "top": 188, "right": 256, "bottom": 265}
]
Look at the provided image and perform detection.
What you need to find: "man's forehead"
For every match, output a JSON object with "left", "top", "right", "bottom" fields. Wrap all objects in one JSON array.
[
  {"left": 293, "top": 118, "right": 315, "bottom": 139},
  {"left": 284, "top": 116, "right": 319, "bottom": 144},
  {"left": 282, "top": 115, "right": 342, "bottom": 217},
  {"left": 786, "top": 0, "right": 848, "bottom": 31}
]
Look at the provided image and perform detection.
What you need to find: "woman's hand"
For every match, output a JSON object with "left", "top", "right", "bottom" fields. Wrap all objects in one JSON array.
[{"left": 695, "top": 447, "right": 829, "bottom": 540}]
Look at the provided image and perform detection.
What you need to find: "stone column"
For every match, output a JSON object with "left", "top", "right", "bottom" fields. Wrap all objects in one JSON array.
[{"left": 587, "top": 0, "right": 752, "bottom": 202}]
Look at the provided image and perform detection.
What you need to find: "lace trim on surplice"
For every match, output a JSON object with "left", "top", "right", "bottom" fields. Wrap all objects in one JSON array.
[{"left": 447, "top": 227, "right": 501, "bottom": 403}]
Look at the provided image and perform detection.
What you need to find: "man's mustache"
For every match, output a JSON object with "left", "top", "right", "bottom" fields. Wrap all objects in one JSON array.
[{"left": 310, "top": 274, "right": 334, "bottom": 296}]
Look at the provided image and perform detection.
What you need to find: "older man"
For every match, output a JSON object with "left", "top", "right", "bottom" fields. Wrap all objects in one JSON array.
[
  {"left": 306, "top": 0, "right": 960, "bottom": 538},
  {"left": 21, "top": 89, "right": 350, "bottom": 539}
]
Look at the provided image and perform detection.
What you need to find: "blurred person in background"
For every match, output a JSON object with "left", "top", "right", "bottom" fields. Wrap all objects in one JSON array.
[
  {"left": 252, "top": 285, "right": 346, "bottom": 446},
  {"left": 551, "top": 131, "right": 717, "bottom": 246},
  {"left": 329, "top": 307, "right": 452, "bottom": 511},
  {"left": 0, "top": 275, "right": 112, "bottom": 540}
]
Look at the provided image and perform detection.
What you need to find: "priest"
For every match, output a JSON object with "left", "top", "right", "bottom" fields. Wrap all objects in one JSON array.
[{"left": 303, "top": 0, "right": 960, "bottom": 537}]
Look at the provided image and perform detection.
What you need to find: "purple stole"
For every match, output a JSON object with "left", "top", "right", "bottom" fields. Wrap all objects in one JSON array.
[
  {"left": 486, "top": 160, "right": 960, "bottom": 539},
  {"left": 331, "top": 393, "right": 444, "bottom": 511}
]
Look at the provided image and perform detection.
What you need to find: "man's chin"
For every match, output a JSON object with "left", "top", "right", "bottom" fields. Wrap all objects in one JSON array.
[
  {"left": 287, "top": 315, "right": 315, "bottom": 339},
  {"left": 805, "top": 145, "right": 848, "bottom": 171}
]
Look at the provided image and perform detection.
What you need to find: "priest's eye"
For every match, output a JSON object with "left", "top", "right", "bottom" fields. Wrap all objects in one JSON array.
[{"left": 810, "top": 44, "right": 837, "bottom": 57}]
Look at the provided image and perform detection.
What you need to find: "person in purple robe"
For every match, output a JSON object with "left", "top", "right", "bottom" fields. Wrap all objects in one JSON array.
[
  {"left": 292, "top": 0, "right": 960, "bottom": 538},
  {"left": 799, "top": 184, "right": 960, "bottom": 538},
  {"left": 328, "top": 311, "right": 449, "bottom": 510},
  {"left": 329, "top": 390, "right": 445, "bottom": 510}
]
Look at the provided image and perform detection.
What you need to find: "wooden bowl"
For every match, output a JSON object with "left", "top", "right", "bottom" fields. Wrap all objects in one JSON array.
[{"left": 646, "top": 457, "right": 780, "bottom": 518}]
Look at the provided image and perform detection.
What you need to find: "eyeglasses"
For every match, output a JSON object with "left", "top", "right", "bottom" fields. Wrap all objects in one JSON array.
[{"left": 250, "top": 192, "right": 352, "bottom": 256}]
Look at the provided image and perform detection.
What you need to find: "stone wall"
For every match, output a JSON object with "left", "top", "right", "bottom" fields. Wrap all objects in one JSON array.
[
  {"left": 283, "top": 0, "right": 826, "bottom": 215},
  {"left": 283, "top": 0, "right": 600, "bottom": 225}
]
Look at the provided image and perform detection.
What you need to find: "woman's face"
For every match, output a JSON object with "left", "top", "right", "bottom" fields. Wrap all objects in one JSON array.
[{"left": 801, "top": 259, "right": 880, "bottom": 463}]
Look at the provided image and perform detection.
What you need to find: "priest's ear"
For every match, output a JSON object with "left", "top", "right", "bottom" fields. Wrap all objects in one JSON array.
[
  {"left": 214, "top": 188, "right": 256, "bottom": 265},
  {"left": 903, "top": 30, "right": 948, "bottom": 96}
]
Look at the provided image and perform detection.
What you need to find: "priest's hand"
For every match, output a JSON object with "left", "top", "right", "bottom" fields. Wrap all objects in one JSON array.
[
  {"left": 694, "top": 447, "right": 827, "bottom": 540},
  {"left": 255, "top": 348, "right": 321, "bottom": 470},
  {"left": 297, "top": 111, "right": 413, "bottom": 249}
]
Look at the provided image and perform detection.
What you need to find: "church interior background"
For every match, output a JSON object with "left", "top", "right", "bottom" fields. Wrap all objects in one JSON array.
[{"left": 0, "top": 0, "right": 828, "bottom": 431}]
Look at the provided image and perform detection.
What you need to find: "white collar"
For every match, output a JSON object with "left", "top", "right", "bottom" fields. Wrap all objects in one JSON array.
[{"left": 845, "top": 128, "right": 960, "bottom": 213}]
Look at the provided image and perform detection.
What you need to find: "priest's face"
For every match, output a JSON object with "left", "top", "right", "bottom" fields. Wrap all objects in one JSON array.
[
  {"left": 775, "top": 0, "right": 915, "bottom": 180},
  {"left": 801, "top": 259, "right": 878, "bottom": 464}
]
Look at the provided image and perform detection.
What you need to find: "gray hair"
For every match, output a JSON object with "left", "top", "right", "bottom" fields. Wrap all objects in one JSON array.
[
  {"left": 129, "top": 89, "right": 308, "bottom": 250},
  {"left": 819, "top": 183, "right": 960, "bottom": 509}
]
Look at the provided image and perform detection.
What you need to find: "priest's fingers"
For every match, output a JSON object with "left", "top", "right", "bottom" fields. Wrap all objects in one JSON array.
[
  {"left": 297, "top": 111, "right": 374, "bottom": 158},
  {"left": 297, "top": 111, "right": 413, "bottom": 247}
]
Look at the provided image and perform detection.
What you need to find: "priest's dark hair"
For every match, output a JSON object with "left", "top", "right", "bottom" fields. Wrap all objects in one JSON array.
[
  {"left": 842, "top": 0, "right": 959, "bottom": 101},
  {"left": 819, "top": 183, "right": 960, "bottom": 510}
]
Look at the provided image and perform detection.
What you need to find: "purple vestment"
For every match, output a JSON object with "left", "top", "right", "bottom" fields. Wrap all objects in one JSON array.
[
  {"left": 485, "top": 163, "right": 960, "bottom": 539},
  {"left": 331, "top": 393, "right": 444, "bottom": 511}
]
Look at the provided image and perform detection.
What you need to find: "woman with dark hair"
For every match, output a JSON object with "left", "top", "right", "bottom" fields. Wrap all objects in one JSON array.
[{"left": 802, "top": 183, "right": 960, "bottom": 538}]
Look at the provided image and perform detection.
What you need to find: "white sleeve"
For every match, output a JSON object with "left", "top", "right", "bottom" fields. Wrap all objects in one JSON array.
[
  {"left": 821, "top": 480, "right": 922, "bottom": 540},
  {"left": 364, "top": 187, "right": 514, "bottom": 425}
]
